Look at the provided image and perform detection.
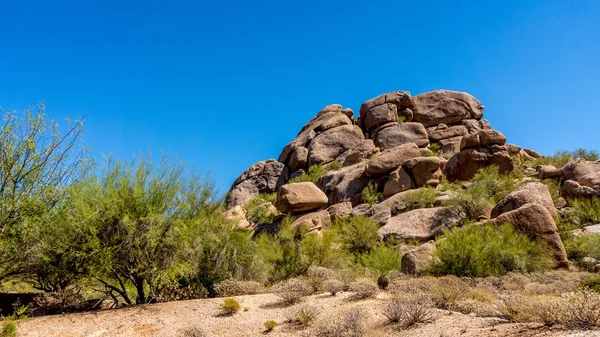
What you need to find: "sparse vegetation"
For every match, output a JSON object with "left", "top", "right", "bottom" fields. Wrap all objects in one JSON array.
[
  {"left": 349, "top": 280, "right": 379, "bottom": 300},
  {"left": 361, "top": 181, "right": 382, "bottom": 205},
  {"left": 287, "top": 305, "right": 320, "bottom": 328},
  {"left": 0, "top": 319, "right": 17, "bottom": 337},
  {"left": 402, "top": 187, "right": 437, "bottom": 210},
  {"left": 274, "top": 278, "right": 312, "bottom": 305},
  {"left": 383, "top": 292, "right": 438, "bottom": 327},
  {"left": 333, "top": 216, "right": 380, "bottom": 255},
  {"left": 313, "top": 308, "right": 366, "bottom": 337},
  {"left": 534, "top": 148, "right": 599, "bottom": 168},
  {"left": 213, "top": 279, "right": 265, "bottom": 297},
  {"left": 564, "top": 234, "right": 600, "bottom": 270},
  {"left": 245, "top": 193, "right": 278, "bottom": 225},
  {"left": 219, "top": 297, "right": 241, "bottom": 315},
  {"left": 571, "top": 198, "right": 600, "bottom": 225},
  {"left": 179, "top": 327, "right": 207, "bottom": 337},
  {"left": 264, "top": 320, "right": 278, "bottom": 332},
  {"left": 564, "top": 288, "right": 600, "bottom": 329},
  {"left": 428, "top": 143, "right": 440, "bottom": 156},
  {"left": 289, "top": 164, "right": 327, "bottom": 184},
  {"left": 323, "top": 279, "right": 345, "bottom": 295}
]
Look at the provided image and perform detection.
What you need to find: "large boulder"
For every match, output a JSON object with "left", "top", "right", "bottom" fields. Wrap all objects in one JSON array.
[
  {"left": 227, "top": 160, "right": 285, "bottom": 208},
  {"left": 374, "top": 123, "right": 429, "bottom": 150},
  {"left": 401, "top": 241, "right": 437, "bottom": 276},
  {"left": 274, "top": 182, "right": 328, "bottom": 214},
  {"left": 363, "top": 103, "right": 398, "bottom": 131},
  {"left": 352, "top": 203, "right": 391, "bottom": 226},
  {"left": 378, "top": 207, "right": 462, "bottom": 241},
  {"left": 318, "top": 162, "right": 370, "bottom": 206},
  {"left": 291, "top": 210, "right": 331, "bottom": 231},
  {"left": 560, "top": 159, "right": 600, "bottom": 199},
  {"left": 335, "top": 139, "right": 379, "bottom": 167},
  {"left": 307, "top": 125, "right": 365, "bottom": 166},
  {"left": 491, "top": 182, "right": 558, "bottom": 219},
  {"left": 427, "top": 125, "right": 468, "bottom": 142},
  {"left": 411, "top": 90, "right": 484, "bottom": 127},
  {"left": 537, "top": 165, "right": 563, "bottom": 180},
  {"left": 438, "top": 137, "right": 463, "bottom": 159},
  {"left": 383, "top": 167, "right": 413, "bottom": 197},
  {"left": 561, "top": 180, "right": 600, "bottom": 200},
  {"left": 278, "top": 104, "right": 352, "bottom": 164},
  {"left": 326, "top": 202, "right": 353, "bottom": 221},
  {"left": 288, "top": 147, "right": 309, "bottom": 172},
  {"left": 365, "top": 143, "right": 420, "bottom": 177},
  {"left": 444, "top": 146, "right": 515, "bottom": 182},
  {"left": 487, "top": 203, "right": 569, "bottom": 268},
  {"left": 360, "top": 91, "right": 413, "bottom": 128},
  {"left": 402, "top": 157, "right": 444, "bottom": 187}
]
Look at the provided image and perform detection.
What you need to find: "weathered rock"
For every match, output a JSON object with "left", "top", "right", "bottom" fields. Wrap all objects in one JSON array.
[
  {"left": 537, "top": 165, "right": 563, "bottom": 180},
  {"left": 360, "top": 91, "right": 412, "bottom": 121},
  {"left": 561, "top": 180, "right": 600, "bottom": 200},
  {"left": 562, "top": 159, "right": 600, "bottom": 184},
  {"left": 403, "top": 157, "right": 443, "bottom": 187},
  {"left": 411, "top": 90, "right": 484, "bottom": 127},
  {"left": 318, "top": 162, "right": 370, "bottom": 206},
  {"left": 401, "top": 241, "right": 437, "bottom": 276},
  {"left": 523, "top": 148, "right": 542, "bottom": 158},
  {"left": 352, "top": 203, "right": 391, "bottom": 226},
  {"left": 363, "top": 103, "right": 398, "bottom": 130},
  {"left": 427, "top": 125, "right": 468, "bottom": 142},
  {"left": 488, "top": 203, "right": 569, "bottom": 267},
  {"left": 378, "top": 207, "right": 462, "bottom": 241},
  {"left": 506, "top": 144, "right": 522, "bottom": 156},
  {"left": 444, "top": 147, "right": 515, "bottom": 182},
  {"left": 326, "top": 202, "right": 353, "bottom": 221},
  {"left": 383, "top": 167, "right": 413, "bottom": 197},
  {"left": 341, "top": 108, "right": 354, "bottom": 118},
  {"left": 274, "top": 182, "right": 328, "bottom": 214},
  {"left": 365, "top": 143, "right": 420, "bottom": 177},
  {"left": 335, "top": 139, "right": 378, "bottom": 167},
  {"left": 307, "top": 125, "right": 365, "bottom": 166},
  {"left": 374, "top": 123, "right": 430, "bottom": 150},
  {"left": 278, "top": 104, "right": 352, "bottom": 164},
  {"left": 491, "top": 182, "right": 558, "bottom": 219},
  {"left": 439, "top": 137, "right": 463, "bottom": 159},
  {"left": 519, "top": 150, "right": 535, "bottom": 161},
  {"left": 561, "top": 159, "right": 600, "bottom": 199},
  {"left": 228, "top": 160, "right": 285, "bottom": 208},
  {"left": 288, "top": 147, "right": 309, "bottom": 172},
  {"left": 223, "top": 205, "right": 252, "bottom": 230},
  {"left": 478, "top": 130, "right": 506, "bottom": 146},
  {"left": 291, "top": 210, "right": 331, "bottom": 231},
  {"left": 462, "top": 119, "right": 491, "bottom": 133},
  {"left": 419, "top": 148, "right": 434, "bottom": 157}
]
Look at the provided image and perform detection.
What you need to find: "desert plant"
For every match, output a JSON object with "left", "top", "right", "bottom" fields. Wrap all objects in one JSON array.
[
  {"left": 274, "top": 278, "right": 312, "bottom": 305},
  {"left": 564, "top": 288, "right": 600, "bottom": 329},
  {"left": 0, "top": 319, "right": 16, "bottom": 337},
  {"left": 287, "top": 305, "right": 320, "bottom": 328},
  {"left": 564, "top": 234, "right": 600, "bottom": 269},
  {"left": 429, "top": 223, "right": 554, "bottom": 277},
  {"left": 179, "top": 327, "right": 207, "bottom": 337},
  {"left": 497, "top": 292, "right": 536, "bottom": 323},
  {"left": 534, "top": 148, "right": 599, "bottom": 168},
  {"left": 323, "top": 279, "right": 345, "bottom": 296},
  {"left": 333, "top": 216, "right": 380, "bottom": 255},
  {"left": 447, "top": 189, "right": 491, "bottom": 221},
  {"left": 382, "top": 292, "right": 438, "bottom": 327},
  {"left": 362, "top": 181, "right": 382, "bottom": 205},
  {"left": 213, "top": 279, "right": 265, "bottom": 297},
  {"left": 534, "top": 295, "right": 567, "bottom": 326},
  {"left": 219, "top": 297, "right": 241, "bottom": 315},
  {"left": 289, "top": 165, "right": 326, "bottom": 184},
  {"left": 328, "top": 160, "right": 342, "bottom": 171},
  {"left": 579, "top": 276, "right": 600, "bottom": 293},
  {"left": 402, "top": 187, "right": 437, "bottom": 210},
  {"left": 312, "top": 308, "right": 366, "bottom": 337},
  {"left": 571, "top": 198, "right": 600, "bottom": 225},
  {"left": 245, "top": 194, "right": 278, "bottom": 225},
  {"left": 264, "top": 320, "right": 277, "bottom": 332},
  {"left": 397, "top": 116, "right": 406, "bottom": 124},
  {"left": 469, "top": 166, "right": 518, "bottom": 204},
  {"left": 307, "top": 266, "right": 337, "bottom": 291},
  {"left": 357, "top": 244, "right": 401, "bottom": 274},
  {"left": 428, "top": 143, "right": 440, "bottom": 156},
  {"left": 349, "top": 280, "right": 379, "bottom": 300}
]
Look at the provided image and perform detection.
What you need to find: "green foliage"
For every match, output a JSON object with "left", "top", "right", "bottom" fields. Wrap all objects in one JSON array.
[
  {"left": 333, "top": 216, "right": 380, "bottom": 255},
  {"left": 357, "top": 245, "right": 401, "bottom": 274},
  {"left": 245, "top": 194, "right": 278, "bottom": 225},
  {"left": 219, "top": 297, "right": 241, "bottom": 315},
  {"left": 571, "top": 198, "right": 600, "bottom": 225},
  {"left": 327, "top": 160, "right": 342, "bottom": 171},
  {"left": 428, "top": 143, "right": 441, "bottom": 156},
  {"left": 361, "top": 181, "right": 382, "bottom": 205},
  {"left": 429, "top": 223, "right": 553, "bottom": 277},
  {"left": 397, "top": 116, "right": 406, "bottom": 124},
  {"left": 447, "top": 189, "right": 491, "bottom": 222},
  {"left": 470, "top": 166, "right": 518, "bottom": 204},
  {"left": 289, "top": 165, "right": 326, "bottom": 184},
  {"left": 263, "top": 320, "right": 277, "bottom": 332},
  {"left": 0, "top": 319, "right": 16, "bottom": 337},
  {"left": 534, "top": 149, "right": 599, "bottom": 168},
  {"left": 579, "top": 276, "right": 600, "bottom": 293},
  {"left": 564, "top": 234, "right": 600, "bottom": 262},
  {"left": 402, "top": 187, "right": 437, "bottom": 210}
]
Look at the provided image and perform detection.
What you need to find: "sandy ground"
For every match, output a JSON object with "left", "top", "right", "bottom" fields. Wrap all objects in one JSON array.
[{"left": 15, "top": 292, "right": 600, "bottom": 337}]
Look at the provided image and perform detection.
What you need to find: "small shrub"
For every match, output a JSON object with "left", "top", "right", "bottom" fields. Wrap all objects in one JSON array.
[
  {"left": 213, "top": 279, "right": 265, "bottom": 297},
  {"left": 179, "top": 327, "right": 207, "bottom": 337},
  {"left": 274, "top": 278, "right": 312, "bottom": 305},
  {"left": 447, "top": 189, "right": 491, "bottom": 221},
  {"left": 535, "top": 148, "right": 599, "bottom": 168},
  {"left": 429, "top": 222, "right": 554, "bottom": 277},
  {"left": 245, "top": 194, "right": 278, "bottom": 225},
  {"left": 469, "top": 166, "right": 518, "bottom": 204},
  {"left": 397, "top": 116, "right": 406, "bottom": 124},
  {"left": 361, "top": 181, "right": 382, "bottom": 205},
  {"left": 497, "top": 292, "right": 536, "bottom": 323},
  {"left": 534, "top": 295, "right": 567, "bottom": 326},
  {"left": 564, "top": 288, "right": 600, "bottom": 329},
  {"left": 307, "top": 266, "right": 337, "bottom": 291},
  {"left": 349, "top": 280, "right": 379, "bottom": 300},
  {"left": 357, "top": 244, "right": 401, "bottom": 274},
  {"left": 263, "top": 320, "right": 277, "bottom": 332},
  {"left": 383, "top": 292, "right": 438, "bottom": 327},
  {"left": 312, "top": 308, "right": 366, "bottom": 337},
  {"left": 323, "top": 279, "right": 345, "bottom": 296},
  {"left": 428, "top": 143, "right": 440, "bottom": 156},
  {"left": 579, "top": 276, "right": 600, "bottom": 293},
  {"left": 219, "top": 297, "right": 241, "bottom": 315},
  {"left": 289, "top": 165, "right": 326, "bottom": 184},
  {"left": 334, "top": 216, "right": 380, "bottom": 255},
  {"left": 287, "top": 305, "right": 320, "bottom": 328},
  {"left": 402, "top": 187, "right": 437, "bottom": 210},
  {"left": 328, "top": 160, "right": 342, "bottom": 171},
  {"left": 0, "top": 319, "right": 16, "bottom": 337},
  {"left": 571, "top": 198, "right": 600, "bottom": 225},
  {"left": 158, "top": 282, "right": 209, "bottom": 302},
  {"left": 564, "top": 234, "right": 600, "bottom": 269}
]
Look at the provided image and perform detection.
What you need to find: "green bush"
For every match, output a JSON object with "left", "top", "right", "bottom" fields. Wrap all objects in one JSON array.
[
  {"left": 429, "top": 223, "right": 553, "bottom": 277},
  {"left": 361, "top": 181, "right": 382, "bottom": 205},
  {"left": 0, "top": 319, "right": 16, "bottom": 337},
  {"left": 289, "top": 165, "right": 326, "bottom": 184},
  {"left": 470, "top": 166, "right": 518, "bottom": 204},
  {"left": 534, "top": 148, "right": 599, "bottom": 168},
  {"left": 219, "top": 297, "right": 241, "bottom": 315},
  {"left": 333, "top": 216, "right": 380, "bottom": 255},
  {"left": 428, "top": 143, "right": 441, "bottom": 156},
  {"left": 327, "top": 160, "right": 342, "bottom": 171},
  {"left": 263, "top": 320, "right": 277, "bottom": 332},
  {"left": 357, "top": 245, "right": 402, "bottom": 274},
  {"left": 571, "top": 198, "right": 600, "bottom": 225},
  {"left": 245, "top": 194, "right": 278, "bottom": 225},
  {"left": 447, "top": 188, "right": 491, "bottom": 221},
  {"left": 564, "top": 234, "right": 600, "bottom": 264},
  {"left": 579, "top": 276, "right": 600, "bottom": 293},
  {"left": 402, "top": 187, "right": 437, "bottom": 210}
]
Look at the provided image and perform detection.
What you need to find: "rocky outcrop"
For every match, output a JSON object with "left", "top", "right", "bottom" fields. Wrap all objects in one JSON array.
[
  {"left": 291, "top": 210, "right": 331, "bottom": 231},
  {"left": 359, "top": 91, "right": 413, "bottom": 130},
  {"left": 365, "top": 143, "right": 420, "bottom": 177},
  {"left": 318, "top": 162, "right": 370, "bottom": 206},
  {"left": 401, "top": 241, "right": 437, "bottom": 276},
  {"left": 274, "top": 182, "right": 328, "bottom": 214},
  {"left": 537, "top": 165, "right": 563, "bottom": 180},
  {"left": 383, "top": 167, "right": 413, "bottom": 197},
  {"left": 561, "top": 159, "right": 600, "bottom": 199},
  {"left": 378, "top": 207, "right": 462, "bottom": 241},
  {"left": 373, "top": 123, "right": 430, "bottom": 150},
  {"left": 491, "top": 182, "right": 558, "bottom": 219},
  {"left": 227, "top": 160, "right": 285, "bottom": 208},
  {"left": 411, "top": 90, "right": 484, "bottom": 127},
  {"left": 402, "top": 157, "right": 444, "bottom": 187},
  {"left": 444, "top": 146, "right": 515, "bottom": 182},
  {"left": 307, "top": 125, "right": 365, "bottom": 166},
  {"left": 326, "top": 202, "right": 353, "bottom": 221}
]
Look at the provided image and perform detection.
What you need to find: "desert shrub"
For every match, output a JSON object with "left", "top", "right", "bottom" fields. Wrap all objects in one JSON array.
[
  {"left": 307, "top": 266, "right": 337, "bottom": 291},
  {"left": 323, "top": 279, "right": 345, "bottom": 296},
  {"left": 333, "top": 216, "right": 380, "bottom": 255},
  {"left": 428, "top": 143, "right": 440, "bottom": 156},
  {"left": 402, "top": 187, "right": 437, "bottom": 210},
  {"left": 245, "top": 194, "right": 278, "bottom": 225},
  {"left": 579, "top": 276, "right": 600, "bottom": 293},
  {"left": 179, "top": 327, "right": 207, "bottom": 337},
  {"left": 362, "top": 181, "right": 382, "bottom": 205},
  {"left": 571, "top": 198, "right": 600, "bottom": 225},
  {"left": 328, "top": 160, "right": 342, "bottom": 171},
  {"left": 564, "top": 234, "right": 600, "bottom": 268},
  {"left": 429, "top": 223, "right": 553, "bottom": 277},
  {"left": 264, "top": 320, "right": 277, "bottom": 332},
  {"left": 312, "top": 308, "right": 366, "bottom": 337},
  {"left": 287, "top": 305, "right": 320, "bottom": 328},
  {"left": 0, "top": 319, "right": 16, "bottom": 337},
  {"left": 274, "top": 278, "right": 312, "bottom": 305},
  {"left": 397, "top": 116, "right": 406, "bottom": 123},
  {"left": 470, "top": 166, "right": 518, "bottom": 204},
  {"left": 382, "top": 292, "right": 438, "bottom": 327},
  {"left": 289, "top": 165, "right": 326, "bottom": 184},
  {"left": 357, "top": 244, "right": 401, "bottom": 274},
  {"left": 564, "top": 288, "right": 600, "bottom": 329},
  {"left": 219, "top": 297, "right": 241, "bottom": 315},
  {"left": 213, "top": 279, "right": 265, "bottom": 297},
  {"left": 535, "top": 148, "right": 599, "bottom": 168},
  {"left": 497, "top": 292, "right": 537, "bottom": 322},
  {"left": 349, "top": 280, "right": 379, "bottom": 300},
  {"left": 534, "top": 295, "right": 567, "bottom": 326},
  {"left": 447, "top": 189, "right": 491, "bottom": 221},
  {"left": 157, "top": 282, "right": 209, "bottom": 302}
]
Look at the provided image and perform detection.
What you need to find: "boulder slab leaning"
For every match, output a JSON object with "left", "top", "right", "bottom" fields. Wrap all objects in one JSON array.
[
  {"left": 365, "top": 143, "right": 420, "bottom": 177},
  {"left": 227, "top": 160, "right": 285, "bottom": 208},
  {"left": 274, "top": 182, "right": 328, "bottom": 214},
  {"left": 401, "top": 241, "right": 437, "bottom": 276},
  {"left": 411, "top": 90, "right": 484, "bottom": 127},
  {"left": 378, "top": 207, "right": 462, "bottom": 241},
  {"left": 491, "top": 182, "right": 558, "bottom": 219}
]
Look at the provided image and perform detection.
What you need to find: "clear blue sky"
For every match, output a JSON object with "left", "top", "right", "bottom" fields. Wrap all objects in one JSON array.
[{"left": 1, "top": 1, "right": 599, "bottom": 193}]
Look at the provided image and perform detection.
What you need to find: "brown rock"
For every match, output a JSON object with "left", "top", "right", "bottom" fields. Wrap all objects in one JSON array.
[
  {"left": 460, "top": 133, "right": 480, "bottom": 150},
  {"left": 491, "top": 182, "right": 558, "bottom": 219},
  {"left": 364, "top": 103, "right": 398, "bottom": 130},
  {"left": 291, "top": 210, "right": 331, "bottom": 231},
  {"left": 352, "top": 203, "right": 392, "bottom": 226},
  {"left": 444, "top": 147, "right": 516, "bottom": 182},
  {"left": 365, "top": 143, "right": 420, "bottom": 177},
  {"left": 374, "top": 123, "right": 430, "bottom": 150},
  {"left": 411, "top": 90, "right": 484, "bottom": 127},
  {"left": 523, "top": 148, "right": 542, "bottom": 158},
  {"left": 383, "top": 167, "right": 413, "bottom": 196},
  {"left": 537, "top": 165, "right": 563, "bottom": 180},
  {"left": 335, "top": 139, "right": 378, "bottom": 167},
  {"left": 307, "top": 125, "right": 365, "bottom": 166},
  {"left": 227, "top": 160, "right": 285, "bottom": 208},
  {"left": 378, "top": 207, "right": 462, "bottom": 241},
  {"left": 275, "top": 182, "right": 328, "bottom": 214},
  {"left": 288, "top": 147, "right": 309, "bottom": 172},
  {"left": 506, "top": 144, "right": 522, "bottom": 156},
  {"left": 403, "top": 157, "right": 443, "bottom": 187},
  {"left": 478, "top": 130, "right": 506, "bottom": 146},
  {"left": 401, "top": 241, "right": 437, "bottom": 276},
  {"left": 318, "top": 162, "right": 370, "bottom": 206},
  {"left": 463, "top": 119, "right": 492, "bottom": 133},
  {"left": 326, "top": 202, "right": 353, "bottom": 221},
  {"left": 439, "top": 137, "right": 463, "bottom": 159},
  {"left": 360, "top": 91, "right": 412, "bottom": 119},
  {"left": 428, "top": 125, "right": 468, "bottom": 142},
  {"left": 561, "top": 180, "right": 600, "bottom": 200}
]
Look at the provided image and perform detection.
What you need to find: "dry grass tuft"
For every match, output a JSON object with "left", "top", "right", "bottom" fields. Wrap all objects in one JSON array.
[
  {"left": 382, "top": 292, "right": 438, "bottom": 328},
  {"left": 349, "top": 280, "right": 379, "bottom": 300},
  {"left": 274, "top": 278, "right": 312, "bottom": 305},
  {"left": 312, "top": 307, "right": 366, "bottom": 337}
]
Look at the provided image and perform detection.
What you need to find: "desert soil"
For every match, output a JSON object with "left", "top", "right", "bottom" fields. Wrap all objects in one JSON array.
[{"left": 17, "top": 292, "right": 600, "bottom": 337}]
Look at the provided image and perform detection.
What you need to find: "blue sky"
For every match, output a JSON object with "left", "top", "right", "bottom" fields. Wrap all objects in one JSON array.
[{"left": 1, "top": 0, "right": 599, "bottom": 193}]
